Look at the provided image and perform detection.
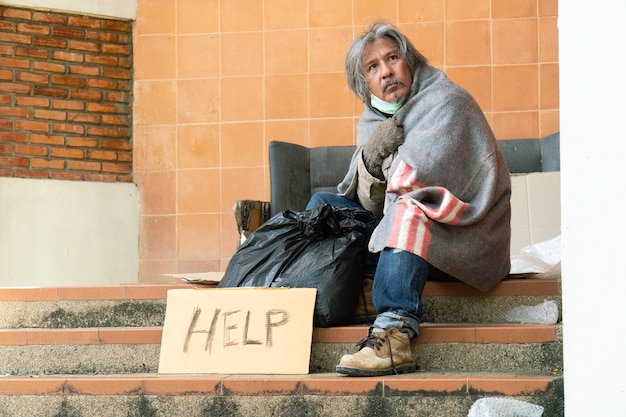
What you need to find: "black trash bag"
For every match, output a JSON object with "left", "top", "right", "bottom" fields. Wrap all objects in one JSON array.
[{"left": 218, "top": 204, "right": 377, "bottom": 327}]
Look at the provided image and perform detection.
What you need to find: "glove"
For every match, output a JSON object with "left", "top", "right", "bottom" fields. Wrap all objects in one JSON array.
[{"left": 362, "top": 118, "right": 404, "bottom": 180}]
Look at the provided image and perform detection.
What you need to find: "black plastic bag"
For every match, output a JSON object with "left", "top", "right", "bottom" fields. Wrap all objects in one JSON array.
[{"left": 218, "top": 204, "right": 377, "bottom": 327}]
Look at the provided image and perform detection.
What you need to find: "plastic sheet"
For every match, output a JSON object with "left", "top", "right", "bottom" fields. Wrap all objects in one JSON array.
[
  {"left": 505, "top": 299, "right": 559, "bottom": 324},
  {"left": 468, "top": 397, "right": 544, "bottom": 417},
  {"left": 510, "top": 235, "right": 561, "bottom": 275}
]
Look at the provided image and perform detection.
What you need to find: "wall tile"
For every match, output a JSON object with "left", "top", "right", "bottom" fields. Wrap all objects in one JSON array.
[
  {"left": 221, "top": 76, "right": 264, "bottom": 121},
  {"left": 220, "top": 0, "right": 263, "bottom": 32},
  {"left": 399, "top": 0, "right": 444, "bottom": 22},
  {"left": 134, "top": 80, "right": 177, "bottom": 125},
  {"left": 135, "top": 0, "right": 175, "bottom": 35},
  {"left": 177, "top": 169, "right": 221, "bottom": 213},
  {"left": 540, "top": 110, "right": 559, "bottom": 137},
  {"left": 355, "top": 0, "right": 398, "bottom": 27},
  {"left": 309, "top": 118, "right": 355, "bottom": 147},
  {"left": 220, "top": 167, "right": 267, "bottom": 212},
  {"left": 492, "top": 111, "right": 539, "bottom": 139},
  {"left": 309, "top": 0, "right": 352, "bottom": 27},
  {"left": 445, "top": 20, "right": 491, "bottom": 66},
  {"left": 493, "top": 18, "right": 538, "bottom": 65},
  {"left": 445, "top": 66, "right": 492, "bottom": 111},
  {"left": 445, "top": 0, "right": 490, "bottom": 20},
  {"left": 139, "top": 259, "right": 178, "bottom": 282},
  {"left": 492, "top": 0, "right": 537, "bottom": 18},
  {"left": 140, "top": 215, "right": 176, "bottom": 259},
  {"left": 264, "top": 0, "right": 308, "bottom": 30},
  {"left": 540, "top": 63, "right": 559, "bottom": 109},
  {"left": 221, "top": 32, "right": 264, "bottom": 76},
  {"left": 400, "top": 22, "right": 444, "bottom": 68},
  {"left": 134, "top": 124, "right": 177, "bottom": 170},
  {"left": 265, "top": 120, "right": 309, "bottom": 147},
  {"left": 177, "top": 214, "right": 221, "bottom": 259},
  {"left": 134, "top": 35, "right": 176, "bottom": 80},
  {"left": 221, "top": 122, "right": 265, "bottom": 167},
  {"left": 265, "top": 30, "right": 308, "bottom": 75},
  {"left": 539, "top": 17, "right": 559, "bottom": 62},
  {"left": 538, "top": 0, "right": 558, "bottom": 16},
  {"left": 177, "top": 34, "right": 219, "bottom": 78},
  {"left": 177, "top": 78, "right": 220, "bottom": 123},
  {"left": 177, "top": 124, "right": 220, "bottom": 169},
  {"left": 492, "top": 65, "right": 538, "bottom": 111},
  {"left": 310, "top": 27, "right": 353, "bottom": 73},
  {"left": 265, "top": 74, "right": 308, "bottom": 119},
  {"left": 177, "top": 0, "right": 219, "bottom": 34},
  {"left": 135, "top": 170, "right": 176, "bottom": 215},
  {"left": 309, "top": 73, "right": 353, "bottom": 118}
]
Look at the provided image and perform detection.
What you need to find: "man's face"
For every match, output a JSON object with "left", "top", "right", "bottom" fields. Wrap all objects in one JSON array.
[{"left": 361, "top": 37, "right": 413, "bottom": 104}]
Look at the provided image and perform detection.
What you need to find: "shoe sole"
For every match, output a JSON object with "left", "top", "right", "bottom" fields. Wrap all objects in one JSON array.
[{"left": 335, "top": 362, "right": 417, "bottom": 377}]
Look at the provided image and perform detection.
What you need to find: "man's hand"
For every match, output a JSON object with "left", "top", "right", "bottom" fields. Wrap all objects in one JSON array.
[{"left": 362, "top": 118, "right": 404, "bottom": 180}]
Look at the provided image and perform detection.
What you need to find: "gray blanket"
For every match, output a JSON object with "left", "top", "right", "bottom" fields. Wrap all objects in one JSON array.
[{"left": 338, "top": 65, "right": 511, "bottom": 291}]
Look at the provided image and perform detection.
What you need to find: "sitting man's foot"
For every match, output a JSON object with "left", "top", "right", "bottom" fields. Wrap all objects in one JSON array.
[{"left": 336, "top": 327, "right": 417, "bottom": 377}]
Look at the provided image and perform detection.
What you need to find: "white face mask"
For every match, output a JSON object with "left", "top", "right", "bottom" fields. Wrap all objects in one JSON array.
[{"left": 370, "top": 93, "right": 404, "bottom": 115}]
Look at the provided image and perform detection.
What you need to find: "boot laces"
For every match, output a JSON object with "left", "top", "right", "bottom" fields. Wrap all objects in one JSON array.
[{"left": 355, "top": 329, "right": 399, "bottom": 374}]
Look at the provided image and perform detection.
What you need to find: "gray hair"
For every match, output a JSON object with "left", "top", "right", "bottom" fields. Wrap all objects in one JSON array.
[{"left": 345, "top": 22, "right": 428, "bottom": 101}]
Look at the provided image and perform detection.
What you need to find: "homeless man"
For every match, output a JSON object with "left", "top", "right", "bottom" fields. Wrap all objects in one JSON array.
[{"left": 306, "top": 22, "right": 511, "bottom": 377}]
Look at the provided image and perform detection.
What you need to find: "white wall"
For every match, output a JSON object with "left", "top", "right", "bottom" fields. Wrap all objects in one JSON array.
[
  {"left": 0, "top": 0, "right": 136, "bottom": 19},
  {"left": 0, "top": 178, "right": 139, "bottom": 286},
  {"left": 560, "top": 1, "right": 626, "bottom": 415}
]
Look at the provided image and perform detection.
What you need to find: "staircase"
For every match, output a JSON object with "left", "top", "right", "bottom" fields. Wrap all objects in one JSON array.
[{"left": 0, "top": 277, "right": 564, "bottom": 417}]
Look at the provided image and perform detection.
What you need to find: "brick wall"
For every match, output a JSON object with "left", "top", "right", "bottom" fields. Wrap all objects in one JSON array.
[{"left": 0, "top": 5, "right": 132, "bottom": 182}]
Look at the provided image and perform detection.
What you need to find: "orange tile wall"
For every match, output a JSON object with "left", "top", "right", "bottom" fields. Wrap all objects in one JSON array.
[{"left": 133, "top": 0, "right": 559, "bottom": 282}]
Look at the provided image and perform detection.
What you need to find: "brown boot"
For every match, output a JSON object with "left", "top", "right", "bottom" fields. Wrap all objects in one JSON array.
[{"left": 336, "top": 327, "right": 417, "bottom": 377}]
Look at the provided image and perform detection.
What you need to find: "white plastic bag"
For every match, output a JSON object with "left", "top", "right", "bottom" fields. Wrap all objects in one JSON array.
[
  {"left": 505, "top": 299, "right": 559, "bottom": 324},
  {"left": 510, "top": 235, "right": 561, "bottom": 274},
  {"left": 468, "top": 397, "right": 544, "bottom": 417}
]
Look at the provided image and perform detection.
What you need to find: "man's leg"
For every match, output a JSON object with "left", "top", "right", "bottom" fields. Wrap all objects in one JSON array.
[
  {"left": 306, "top": 191, "right": 363, "bottom": 210},
  {"left": 336, "top": 248, "right": 427, "bottom": 376}
]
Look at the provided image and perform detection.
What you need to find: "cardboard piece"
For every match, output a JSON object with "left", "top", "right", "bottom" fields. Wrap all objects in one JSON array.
[
  {"left": 161, "top": 271, "right": 224, "bottom": 285},
  {"left": 158, "top": 288, "right": 317, "bottom": 375}
]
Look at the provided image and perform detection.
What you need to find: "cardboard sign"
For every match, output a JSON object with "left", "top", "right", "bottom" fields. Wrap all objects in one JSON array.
[{"left": 158, "top": 288, "right": 316, "bottom": 375}]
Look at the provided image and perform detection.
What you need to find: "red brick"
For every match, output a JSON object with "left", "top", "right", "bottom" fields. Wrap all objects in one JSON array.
[
  {"left": 52, "top": 100, "right": 84, "bottom": 111},
  {"left": 33, "top": 86, "right": 68, "bottom": 98},
  {"left": 69, "top": 65, "right": 100, "bottom": 76},
  {"left": 68, "top": 16, "right": 100, "bottom": 29},
  {"left": 52, "top": 123, "right": 84, "bottom": 135},
  {"left": 68, "top": 160, "right": 100, "bottom": 171},
  {"left": 102, "top": 115, "right": 129, "bottom": 125},
  {"left": 52, "top": 27, "right": 85, "bottom": 39},
  {"left": 0, "top": 107, "right": 30, "bottom": 118},
  {"left": 16, "top": 169, "right": 49, "bottom": 179},
  {"left": 102, "top": 20, "right": 132, "bottom": 32},
  {"left": 68, "top": 112, "right": 101, "bottom": 124},
  {"left": 51, "top": 75, "right": 86, "bottom": 88},
  {"left": 0, "top": 69, "right": 12, "bottom": 80},
  {"left": 31, "top": 158, "right": 65, "bottom": 169},
  {"left": 102, "top": 44, "right": 130, "bottom": 55},
  {"left": 104, "top": 91, "right": 130, "bottom": 104},
  {"left": 16, "top": 120, "right": 49, "bottom": 132},
  {"left": 101, "top": 68, "right": 131, "bottom": 80},
  {"left": 0, "top": 143, "right": 13, "bottom": 154},
  {"left": 87, "top": 126, "right": 122, "bottom": 138},
  {"left": 17, "top": 71, "right": 49, "bottom": 84},
  {"left": 88, "top": 150, "right": 117, "bottom": 161},
  {"left": 117, "top": 152, "right": 131, "bottom": 162},
  {"left": 0, "top": 156, "right": 29, "bottom": 167},
  {"left": 66, "top": 137, "right": 98, "bottom": 148},
  {"left": 1, "top": 8, "right": 31, "bottom": 20},
  {"left": 33, "top": 12, "right": 67, "bottom": 25},
  {"left": 50, "top": 147, "right": 84, "bottom": 159},
  {"left": 51, "top": 171, "right": 83, "bottom": 180},
  {"left": 0, "top": 94, "right": 12, "bottom": 105},
  {"left": 87, "top": 103, "right": 121, "bottom": 114},
  {"left": 0, "top": 32, "right": 31, "bottom": 45},
  {"left": 34, "top": 109, "right": 67, "bottom": 121},
  {"left": 34, "top": 37, "right": 68, "bottom": 49},
  {"left": 85, "top": 54, "right": 118, "bottom": 66},
  {"left": 0, "top": 131, "right": 28, "bottom": 142},
  {"left": 16, "top": 144, "right": 47, "bottom": 156},
  {"left": 33, "top": 61, "right": 66, "bottom": 73},
  {"left": 101, "top": 139, "right": 131, "bottom": 151},
  {"left": 17, "top": 23, "right": 50, "bottom": 35},
  {"left": 70, "top": 90, "right": 101, "bottom": 100},
  {"left": 31, "top": 134, "right": 64, "bottom": 146},
  {"left": 51, "top": 51, "right": 84, "bottom": 63},
  {"left": 118, "top": 57, "right": 131, "bottom": 69},
  {"left": 0, "top": 57, "right": 30, "bottom": 69},
  {"left": 16, "top": 96, "right": 49, "bottom": 108},
  {"left": 0, "top": 82, "right": 30, "bottom": 94},
  {"left": 87, "top": 79, "right": 117, "bottom": 89},
  {"left": 15, "top": 46, "right": 49, "bottom": 59},
  {"left": 69, "top": 40, "right": 100, "bottom": 52},
  {"left": 102, "top": 162, "right": 131, "bottom": 174},
  {"left": 0, "top": 21, "right": 14, "bottom": 31},
  {"left": 0, "top": 119, "right": 12, "bottom": 129},
  {"left": 0, "top": 44, "right": 12, "bottom": 54}
]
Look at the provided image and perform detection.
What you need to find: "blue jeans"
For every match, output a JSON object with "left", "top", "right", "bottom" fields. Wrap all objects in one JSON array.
[{"left": 307, "top": 192, "right": 457, "bottom": 339}]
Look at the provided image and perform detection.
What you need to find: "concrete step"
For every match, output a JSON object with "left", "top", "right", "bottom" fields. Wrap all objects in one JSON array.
[
  {"left": 0, "top": 278, "right": 561, "bottom": 328},
  {"left": 0, "top": 373, "right": 564, "bottom": 417},
  {"left": 0, "top": 324, "right": 562, "bottom": 376}
]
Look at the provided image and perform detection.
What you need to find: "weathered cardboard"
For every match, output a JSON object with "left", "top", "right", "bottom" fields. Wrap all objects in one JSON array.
[{"left": 158, "top": 287, "right": 317, "bottom": 375}]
